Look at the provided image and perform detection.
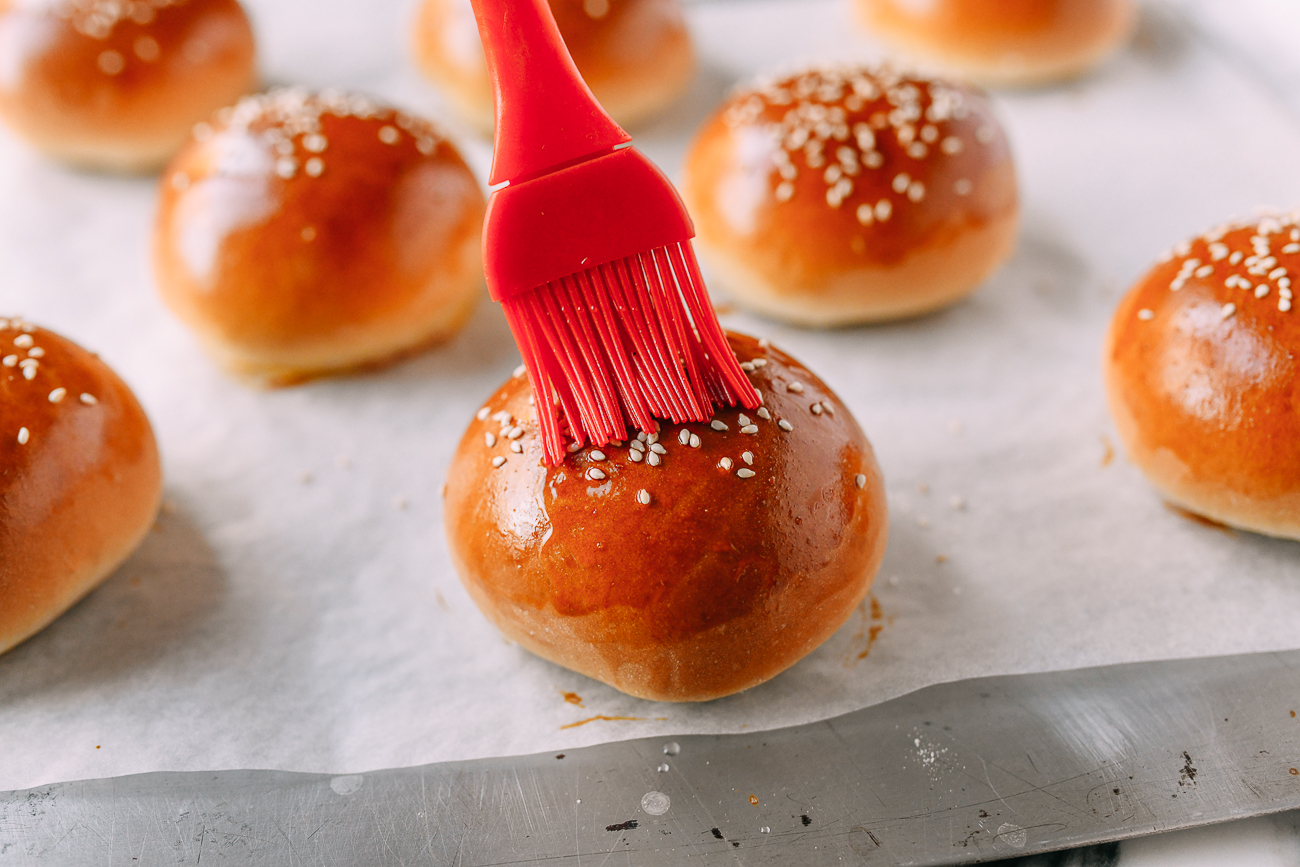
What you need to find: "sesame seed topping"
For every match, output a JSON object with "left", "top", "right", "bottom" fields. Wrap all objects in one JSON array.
[
  {"left": 304, "top": 158, "right": 324, "bottom": 178},
  {"left": 587, "top": 468, "right": 606, "bottom": 480},
  {"left": 1137, "top": 308, "right": 1155, "bottom": 320},
  {"left": 378, "top": 125, "right": 400, "bottom": 145},
  {"left": 629, "top": 449, "right": 643, "bottom": 462},
  {"left": 738, "top": 414, "right": 751, "bottom": 425},
  {"left": 98, "top": 50, "right": 125, "bottom": 75},
  {"left": 1256, "top": 285, "right": 1270, "bottom": 298},
  {"left": 953, "top": 179, "right": 972, "bottom": 196},
  {"left": 636, "top": 489, "right": 651, "bottom": 505},
  {"left": 506, "top": 427, "right": 524, "bottom": 440},
  {"left": 510, "top": 441, "right": 523, "bottom": 453},
  {"left": 741, "top": 424, "right": 759, "bottom": 435},
  {"left": 588, "top": 449, "right": 606, "bottom": 461},
  {"left": 17, "top": 428, "right": 29, "bottom": 445},
  {"left": 2, "top": 355, "right": 15, "bottom": 367},
  {"left": 822, "top": 402, "right": 835, "bottom": 416},
  {"left": 13, "top": 334, "right": 33, "bottom": 348},
  {"left": 811, "top": 403, "right": 824, "bottom": 415},
  {"left": 756, "top": 407, "right": 771, "bottom": 420},
  {"left": 22, "top": 365, "right": 36, "bottom": 380},
  {"left": 737, "top": 469, "right": 756, "bottom": 479},
  {"left": 740, "top": 361, "right": 756, "bottom": 372},
  {"left": 629, "top": 439, "right": 645, "bottom": 452},
  {"left": 742, "top": 451, "right": 754, "bottom": 465},
  {"left": 1270, "top": 267, "right": 1288, "bottom": 280},
  {"left": 491, "top": 456, "right": 506, "bottom": 468},
  {"left": 48, "top": 388, "right": 66, "bottom": 403},
  {"left": 1221, "top": 302, "right": 1237, "bottom": 320},
  {"left": 1282, "top": 299, "right": 1293, "bottom": 312},
  {"left": 855, "top": 474, "right": 867, "bottom": 489},
  {"left": 689, "top": 434, "right": 701, "bottom": 448},
  {"left": 647, "top": 433, "right": 659, "bottom": 445},
  {"left": 751, "top": 359, "right": 767, "bottom": 368},
  {"left": 302, "top": 133, "right": 327, "bottom": 153},
  {"left": 80, "top": 393, "right": 97, "bottom": 405},
  {"left": 678, "top": 429, "right": 691, "bottom": 445},
  {"left": 1195, "top": 265, "right": 1213, "bottom": 278},
  {"left": 476, "top": 406, "right": 490, "bottom": 420},
  {"left": 566, "top": 441, "right": 583, "bottom": 453},
  {"left": 710, "top": 420, "right": 729, "bottom": 431},
  {"left": 787, "top": 381, "right": 804, "bottom": 393},
  {"left": 647, "top": 452, "right": 661, "bottom": 467},
  {"left": 778, "top": 419, "right": 794, "bottom": 431},
  {"left": 649, "top": 443, "right": 667, "bottom": 455},
  {"left": 484, "top": 432, "right": 497, "bottom": 447},
  {"left": 719, "top": 457, "right": 733, "bottom": 470},
  {"left": 1230, "top": 251, "right": 1244, "bottom": 264}
]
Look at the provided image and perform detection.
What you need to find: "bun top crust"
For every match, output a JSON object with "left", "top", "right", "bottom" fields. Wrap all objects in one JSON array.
[
  {"left": 154, "top": 88, "right": 484, "bottom": 373},
  {"left": 0, "top": 0, "right": 256, "bottom": 170},
  {"left": 444, "top": 332, "right": 888, "bottom": 700},
  {"left": 683, "top": 64, "right": 1017, "bottom": 281},
  {"left": 0, "top": 318, "right": 162, "bottom": 653},
  {"left": 1105, "top": 212, "right": 1300, "bottom": 535}
]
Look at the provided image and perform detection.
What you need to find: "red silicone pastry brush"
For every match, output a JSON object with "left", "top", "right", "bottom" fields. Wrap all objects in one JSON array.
[{"left": 469, "top": 0, "right": 759, "bottom": 466}]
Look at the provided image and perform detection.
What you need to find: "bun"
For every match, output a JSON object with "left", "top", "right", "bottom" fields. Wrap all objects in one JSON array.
[
  {"left": 1104, "top": 212, "right": 1300, "bottom": 540},
  {"left": 0, "top": 0, "right": 256, "bottom": 172},
  {"left": 412, "top": 0, "right": 694, "bottom": 132},
  {"left": 444, "top": 332, "right": 888, "bottom": 702},
  {"left": 153, "top": 88, "right": 486, "bottom": 386},
  {"left": 682, "top": 64, "right": 1018, "bottom": 326},
  {"left": 853, "top": 0, "right": 1136, "bottom": 87},
  {"left": 0, "top": 319, "right": 162, "bottom": 656}
]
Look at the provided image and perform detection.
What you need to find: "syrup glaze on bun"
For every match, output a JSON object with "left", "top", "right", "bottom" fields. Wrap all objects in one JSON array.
[
  {"left": 0, "top": 318, "right": 162, "bottom": 656},
  {"left": 154, "top": 88, "right": 485, "bottom": 386},
  {"left": 683, "top": 64, "right": 1018, "bottom": 326},
  {"left": 444, "top": 332, "right": 889, "bottom": 702},
  {"left": 1105, "top": 212, "right": 1300, "bottom": 540},
  {"left": 0, "top": 0, "right": 257, "bottom": 172}
]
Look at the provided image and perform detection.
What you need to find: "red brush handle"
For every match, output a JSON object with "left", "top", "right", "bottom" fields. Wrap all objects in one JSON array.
[{"left": 469, "top": 0, "right": 632, "bottom": 186}]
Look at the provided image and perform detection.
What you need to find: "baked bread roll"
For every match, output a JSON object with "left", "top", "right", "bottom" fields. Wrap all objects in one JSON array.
[
  {"left": 0, "top": 0, "right": 256, "bottom": 172},
  {"left": 154, "top": 88, "right": 486, "bottom": 386},
  {"left": 682, "top": 64, "right": 1019, "bottom": 326},
  {"left": 444, "top": 332, "right": 888, "bottom": 702},
  {"left": 412, "top": 0, "right": 694, "bottom": 132},
  {"left": 1104, "top": 212, "right": 1300, "bottom": 540},
  {"left": 0, "top": 318, "right": 162, "bottom": 656},
  {"left": 853, "top": 0, "right": 1136, "bottom": 87}
]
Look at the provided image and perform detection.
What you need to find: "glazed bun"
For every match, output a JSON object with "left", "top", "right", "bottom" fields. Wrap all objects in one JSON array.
[
  {"left": 412, "top": 0, "right": 694, "bottom": 132},
  {"left": 0, "top": 0, "right": 256, "bottom": 172},
  {"left": 0, "top": 319, "right": 162, "bottom": 656},
  {"left": 854, "top": 0, "right": 1136, "bottom": 87},
  {"left": 682, "top": 64, "right": 1018, "bottom": 326},
  {"left": 444, "top": 332, "right": 888, "bottom": 702},
  {"left": 154, "top": 88, "right": 486, "bottom": 386},
  {"left": 1104, "top": 213, "right": 1300, "bottom": 540}
]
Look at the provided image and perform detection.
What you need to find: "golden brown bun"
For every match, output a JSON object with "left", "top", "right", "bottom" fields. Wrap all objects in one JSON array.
[
  {"left": 0, "top": 0, "right": 256, "bottom": 173},
  {"left": 0, "top": 319, "right": 162, "bottom": 656},
  {"left": 1104, "top": 213, "right": 1300, "bottom": 540},
  {"left": 682, "top": 65, "right": 1019, "bottom": 326},
  {"left": 412, "top": 0, "right": 694, "bottom": 133},
  {"left": 854, "top": 0, "right": 1136, "bottom": 87},
  {"left": 444, "top": 332, "right": 889, "bottom": 702},
  {"left": 153, "top": 88, "right": 486, "bottom": 386}
]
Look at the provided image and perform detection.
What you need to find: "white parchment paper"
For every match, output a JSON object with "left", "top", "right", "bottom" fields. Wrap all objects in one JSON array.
[{"left": 2, "top": 0, "right": 1299, "bottom": 793}]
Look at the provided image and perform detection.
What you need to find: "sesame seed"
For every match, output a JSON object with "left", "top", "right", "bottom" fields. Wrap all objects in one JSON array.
[
  {"left": 506, "top": 427, "right": 524, "bottom": 439},
  {"left": 636, "top": 489, "right": 651, "bottom": 505},
  {"left": 275, "top": 158, "right": 297, "bottom": 179},
  {"left": 1195, "top": 266, "right": 1213, "bottom": 278},
  {"left": 510, "top": 441, "right": 523, "bottom": 453},
  {"left": 1209, "top": 243, "right": 1229, "bottom": 260},
  {"left": 48, "top": 388, "right": 66, "bottom": 403},
  {"left": 892, "top": 173, "right": 910, "bottom": 194},
  {"left": 2, "top": 355, "right": 15, "bottom": 367},
  {"left": 587, "top": 468, "right": 606, "bottom": 480},
  {"left": 822, "top": 403, "right": 835, "bottom": 416},
  {"left": 740, "top": 361, "right": 755, "bottom": 372},
  {"left": 678, "top": 429, "right": 691, "bottom": 446},
  {"left": 379, "top": 125, "right": 400, "bottom": 145},
  {"left": 1221, "top": 302, "right": 1237, "bottom": 320},
  {"left": 811, "top": 403, "right": 824, "bottom": 415},
  {"left": 741, "top": 424, "right": 759, "bottom": 435},
  {"left": 739, "top": 414, "right": 751, "bottom": 426},
  {"left": 787, "top": 381, "right": 804, "bottom": 393},
  {"left": 778, "top": 419, "right": 794, "bottom": 432},
  {"left": 1284, "top": 244, "right": 1300, "bottom": 254},
  {"left": 302, "top": 133, "right": 327, "bottom": 153},
  {"left": 875, "top": 199, "right": 893, "bottom": 220},
  {"left": 1256, "top": 285, "right": 1270, "bottom": 298},
  {"left": 484, "top": 432, "right": 497, "bottom": 447},
  {"left": 737, "top": 469, "right": 756, "bottom": 479},
  {"left": 629, "top": 449, "right": 643, "bottom": 462},
  {"left": 650, "top": 443, "right": 666, "bottom": 455},
  {"left": 689, "top": 433, "right": 701, "bottom": 449},
  {"left": 13, "top": 334, "right": 32, "bottom": 348},
  {"left": 589, "top": 450, "right": 606, "bottom": 461},
  {"left": 907, "top": 180, "right": 925, "bottom": 202},
  {"left": 855, "top": 474, "right": 867, "bottom": 489},
  {"left": 80, "top": 393, "right": 97, "bottom": 405},
  {"left": 1137, "top": 308, "right": 1154, "bottom": 320},
  {"left": 630, "top": 439, "right": 645, "bottom": 452},
  {"left": 566, "top": 441, "right": 583, "bottom": 453},
  {"left": 301, "top": 227, "right": 316, "bottom": 242},
  {"left": 751, "top": 359, "right": 767, "bottom": 368},
  {"left": 719, "top": 457, "right": 733, "bottom": 470},
  {"left": 742, "top": 451, "right": 754, "bottom": 465},
  {"left": 1281, "top": 299, "right": 1293, "bottom": 312},
  {"left": 775, "top": 182, "right": 795, "bottom": 202},
  {"left": 953, "top": 179, "right": 973, "bottom": 196},
  {"left": 940, "top": 136, "right": 963, "bottom": 155},
  {"left": 710, "top": 420, "right": 728, "bottom": 431},
  {"left": 1229, "top": 251, "right": 1244, "bottom": 264},
  {"left": 305, "top": 157, "right": 324, "bottom": 177},
  {"left": 647, "top": 452, "right": 661, "bottom": 467},
  {"left": 856, "top": 204, "right": 874, "bottom": 225},
  {"left": 22, "top": 365, "right": 36, "bottom": 380},
  {"left": 647, "top": 433, "right": 659, "bottom": 445},
  {"left": 1270, "top": 268, "right": 1288, "bottom": 280},
  {"left": 476, "top": 406, "right": 490, "bottom": 420},
  {"left": 491, "top": 456, "right": 506, "bottom": 468},
  {"left": 97, "top": 50, "right": 125, "bottom": 75},
  {"left": 756, "top": 407, "right": 771, "bottom": 420},
  {"left": 17, "top": 428, "right": 29, "bottom": 445}
]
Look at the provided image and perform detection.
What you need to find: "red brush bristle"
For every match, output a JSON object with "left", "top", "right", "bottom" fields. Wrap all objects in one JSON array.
[{"left": 501, "top": 241, "right": 760, "bottom": 465}]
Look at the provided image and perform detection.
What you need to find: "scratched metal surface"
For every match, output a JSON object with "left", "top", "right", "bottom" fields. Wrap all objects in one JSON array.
[{"left": 4, "top": 650, "right": 1300, "bottom": 866}]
